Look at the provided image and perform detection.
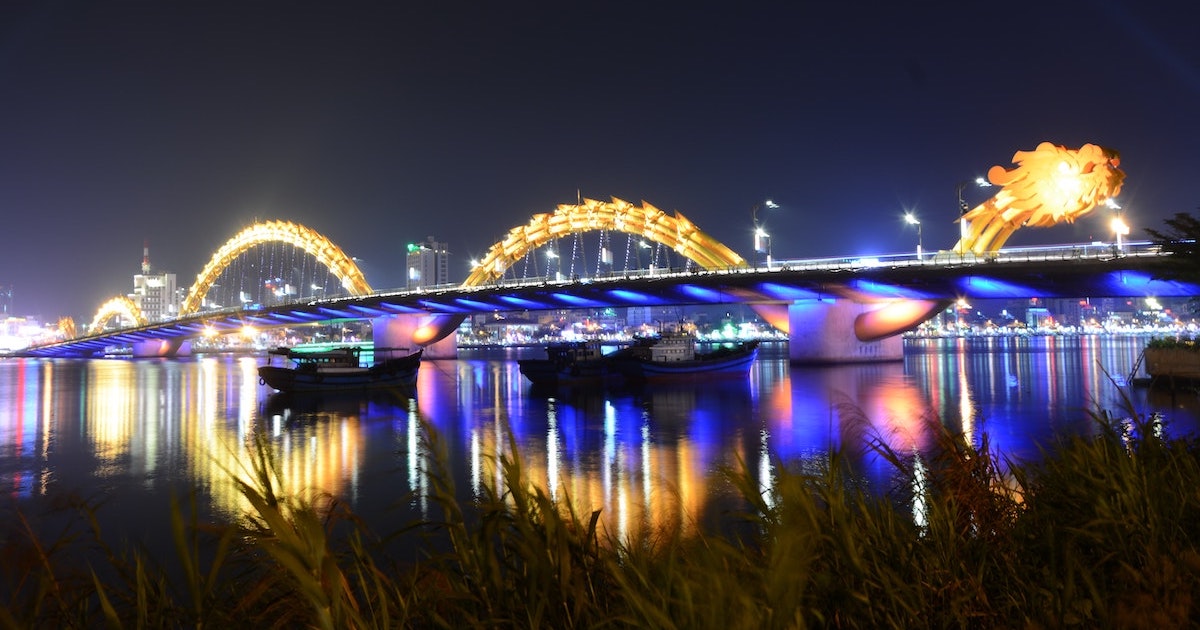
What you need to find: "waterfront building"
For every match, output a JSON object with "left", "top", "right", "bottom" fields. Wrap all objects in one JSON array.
[
  {"left": 1025, "top": 307, "right": 1052, "bottom": 328},
  {"left": 1047, "top": 298, "right": 1084, "bottom": 328},
  {"left": 406, "top": 237, "right": 450, "bottom": 290},
  {"left": 131, "top": 242, "right": 179, "bottom": 322}
]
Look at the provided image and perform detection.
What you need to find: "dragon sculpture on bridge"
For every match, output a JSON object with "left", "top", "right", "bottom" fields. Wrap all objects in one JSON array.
[
  {"left": 955, "top": 141, "right": 1125, "bottom": 254},
  {"left": 856, "top": 141, "right": 1126, "bottom": 341},
  {"left": 68, "top": 142, "right": 1127, "bottom": 352}
]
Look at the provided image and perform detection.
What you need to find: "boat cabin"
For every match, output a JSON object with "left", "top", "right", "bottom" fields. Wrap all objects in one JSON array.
[
  {"left": 268, "top": 347, "right": 363, "bottom": 371},
  {"left": 646, "top": 333, "right": 696, "bottom": 362},
  {"left": 546, "top": 340, "right": 606, "bottom": 365}
]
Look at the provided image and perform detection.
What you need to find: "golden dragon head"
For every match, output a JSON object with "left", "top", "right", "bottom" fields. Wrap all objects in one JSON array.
[{"left": 957, "top": 142, "right": 1125, "bottom": 254}]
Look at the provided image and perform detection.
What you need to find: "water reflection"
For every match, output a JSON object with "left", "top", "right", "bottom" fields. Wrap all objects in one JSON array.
[
  {"left": 903, "top": 336, "right": 1187, "bottom": 460},
  {"left": 2, "top": 336, "right": 1199, "bottom": 550}
]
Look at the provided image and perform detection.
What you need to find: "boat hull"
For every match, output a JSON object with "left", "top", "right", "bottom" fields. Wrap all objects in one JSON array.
[
  {"left": 517, "top": 358, "right": 617, "bottom": 388},
  {"left": 258, "top": 352, "right": 421, "bottom": 393},
  {"left": 615, "top": 344, "right": 759, "bottom": 383},
  {"left": 518, "top": 340, "right": 624, "bottom": 388}
]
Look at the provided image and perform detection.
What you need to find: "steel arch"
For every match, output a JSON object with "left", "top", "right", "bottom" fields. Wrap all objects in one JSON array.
[
  {"left": 89, "top": 296, "right": 147, "bottom": 333},
  {"left": 463, "top": 197, "right": 748, "bottom": 286},
  {"left": 180, "top": 220, "right": 372, "bottom": 316}
]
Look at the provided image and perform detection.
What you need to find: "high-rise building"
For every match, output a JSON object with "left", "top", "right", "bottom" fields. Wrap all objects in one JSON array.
[
  {"left": 131, "top": 242, "right": 178, "bottom": 322},
  {"left": 406, "top": 237, "right": 449, "bottom": 290},
  {"left": 0, "top": 284, "right": 11, "bottom": 316}
]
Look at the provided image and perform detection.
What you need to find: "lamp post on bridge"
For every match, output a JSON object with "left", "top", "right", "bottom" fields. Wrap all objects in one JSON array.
[
  {"left": 751, "top": 199, "right": 779, "bottom": 268},
  {"left": 956, "top": 177, "right": 993, "bottom": 248},
  {"left": 904, "top": 212, "right": 923, "bottom": 261},
  {"left": 1108, "top": 199, "right": 1129, "bottom": 255}
]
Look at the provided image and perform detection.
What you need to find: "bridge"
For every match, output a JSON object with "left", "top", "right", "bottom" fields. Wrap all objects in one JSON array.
[
  {"left": 16, "top": 238, "right": 1192, "bottom": 362},
  {"left": 17, "top": 142, "right": 1195, "bottom": 362}
]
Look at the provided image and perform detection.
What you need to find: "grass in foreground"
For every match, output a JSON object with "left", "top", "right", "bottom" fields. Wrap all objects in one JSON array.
[{"left": 4, "top": 404, "right": 1200, "bottom": 629}]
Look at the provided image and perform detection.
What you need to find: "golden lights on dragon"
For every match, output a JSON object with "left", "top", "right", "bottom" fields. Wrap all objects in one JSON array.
[{"left": 463, "top": 197, "right": 748, "bottom": 286}]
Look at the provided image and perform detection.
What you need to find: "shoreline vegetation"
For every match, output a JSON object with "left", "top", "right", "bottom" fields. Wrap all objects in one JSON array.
[{"left": 3, "top": 400, "right": 1200, "bottom": 628}]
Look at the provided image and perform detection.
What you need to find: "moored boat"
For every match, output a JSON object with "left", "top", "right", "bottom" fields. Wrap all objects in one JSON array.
[
  {"left": 611, "top": 333, "right": 759, "bottom": 383},
  {"left": 258, "top": 346, "right": 422, "bottom": 393},
  {"left": 518, "top": 340, "right": 622, "bottom": 387}
]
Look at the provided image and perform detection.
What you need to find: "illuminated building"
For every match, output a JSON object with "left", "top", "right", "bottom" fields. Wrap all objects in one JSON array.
[
  {"left": 406, "top": 237, "right": 449, "bottom": 290},
  {"left": 131, "top": 242, "right": 178, "bottom": 322}
]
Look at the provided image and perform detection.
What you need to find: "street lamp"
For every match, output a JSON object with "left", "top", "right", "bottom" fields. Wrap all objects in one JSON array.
[
  {"left": 1108, "top": 199, "right": 1129, "bottom": 254},
  {"left": 904, "top": 212, "right": 923, "bottom": 260},
  {"left": 751, "top": 199, "right": 779, "bottom": 267},
  {"left": 956, "top": 177, "right": 992, "bottom": 244}
]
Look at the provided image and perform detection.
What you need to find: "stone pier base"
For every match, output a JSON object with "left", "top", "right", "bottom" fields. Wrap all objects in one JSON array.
[
  {"left": 371, "top": 314, "right": 461, "bottom": 360},
  {"left": 787, "top": 299, "right": 903, "bottom": 364}
]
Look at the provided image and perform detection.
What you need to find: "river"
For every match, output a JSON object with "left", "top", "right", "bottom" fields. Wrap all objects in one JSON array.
[{"left": 2, "top": 335, "right": 1198, "bottom": 556}]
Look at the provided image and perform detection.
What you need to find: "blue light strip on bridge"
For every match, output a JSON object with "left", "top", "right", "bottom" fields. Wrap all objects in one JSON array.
[
  {"left": 455, "top": 297, "right": 500, "bottom": 310},
  {"left": 1101, "top": 270, "right": 1200, "bottom": 297},
  {"left": 678, "top": 284, "right": 726, "bottom": 302},
  {"left": 848, "top": 279, "right": 935, "bottom": 300},
  {"left": 376, "top": 302, "right": 425, "bottom": 314},
  {"left": 287, "top": 310, "right": 327, "bottom": 320},
  {"left": 756, "top": 282, "right": 820, "bottom": 301},
  {"left": 551, "top": 293, "right": 609, "bottom": 308},
  {"left": 956, "top": 276, "right": 1036, "bottom": 299},
  {"left": 498, "top": 295, "right": 549, "bottom": 309},
  {"left": 318, "top": 307, "right": 357, "bottom": 318},
  {"left": 262, "top": 313, "right": 309, "bottom": 322},
  {"left": 606, "top": 289, "right": 665, "bottom": 305},
  {"left": 348, "top": 305, "right": 390, "bottom": 317},
  {"left": 417, "top": 300, "right": 469, "bottom": 313}
]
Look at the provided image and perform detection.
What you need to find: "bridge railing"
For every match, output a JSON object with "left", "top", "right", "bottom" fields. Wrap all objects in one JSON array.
[
  {"left": 345, "top": 241, "right": 1167, "bottom": 296},
  {"left": 773, "top": 240, "right": 1161, "bottom": 272}
]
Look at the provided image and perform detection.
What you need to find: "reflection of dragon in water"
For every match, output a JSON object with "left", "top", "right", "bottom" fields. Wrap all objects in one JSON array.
[{"left": 955, "top": 142, "right": 1125, "bottom": 254}]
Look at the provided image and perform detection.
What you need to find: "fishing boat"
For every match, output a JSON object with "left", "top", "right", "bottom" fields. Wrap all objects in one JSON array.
[
  {"left": 611, "top": 332, "right": 759, "bottom": 383},
  {"left": 517, "top": 340, "right": 622, "bottom": 387},
  {"left": 258, "top": 346, "right": 422, "bottom": 393}
]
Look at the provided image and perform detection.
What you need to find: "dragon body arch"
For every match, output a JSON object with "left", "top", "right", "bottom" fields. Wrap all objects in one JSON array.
[
  {"left": 88, "top": 296, "right": 147, "bottom": 334},
  {"left": 180, "top": 220, "right": 372, "bottom": 316},
  {"left": 463, "top": 197, "right": 747, "bottom": 286}
]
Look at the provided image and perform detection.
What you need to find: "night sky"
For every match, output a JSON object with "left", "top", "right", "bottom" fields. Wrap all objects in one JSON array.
[{"left": 2, "top": 1, "right": 1197, "bottom": 321}]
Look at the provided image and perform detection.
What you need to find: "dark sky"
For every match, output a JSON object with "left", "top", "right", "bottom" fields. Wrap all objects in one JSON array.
[{"left": 2, "top": 1, "right": 1197, "bottom": 321}]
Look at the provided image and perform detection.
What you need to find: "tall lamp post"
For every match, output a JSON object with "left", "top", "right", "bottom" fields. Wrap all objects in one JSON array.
[
  {"left": 956, "top": 177, "right": 992, "bottom": 246},
  {"left": 904, "top": 212, "right": 923, "bottom": 260},
  {"left": 1108, "top": 199, "right": 1129, "bottom": 255},
  {"left": 751, "top": 199, "right": 779, "bottom": 268}
]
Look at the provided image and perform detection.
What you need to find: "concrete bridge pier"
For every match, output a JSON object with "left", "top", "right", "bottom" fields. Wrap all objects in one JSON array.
[
  {"left": 371, "top": 314, "right": 464, "bottom": 360},
  {"left": 132, "top": 338, "right": 188, "bottom": 358},
  {"left": 786, "top": 299, "right": 904, "bottom": 364}
]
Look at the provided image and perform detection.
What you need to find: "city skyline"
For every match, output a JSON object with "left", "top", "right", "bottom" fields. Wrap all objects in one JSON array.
[{"left": 2, "top": 2, "right": 1197, "bottom": 320}]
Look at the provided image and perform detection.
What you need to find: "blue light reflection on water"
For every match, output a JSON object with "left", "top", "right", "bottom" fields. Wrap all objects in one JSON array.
[
  {"left": 2, "top": 336, "right": 1199, "bottom": 552},
  {"left": 904, "top": 335, "right": 1200, "bottom": 461}
]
